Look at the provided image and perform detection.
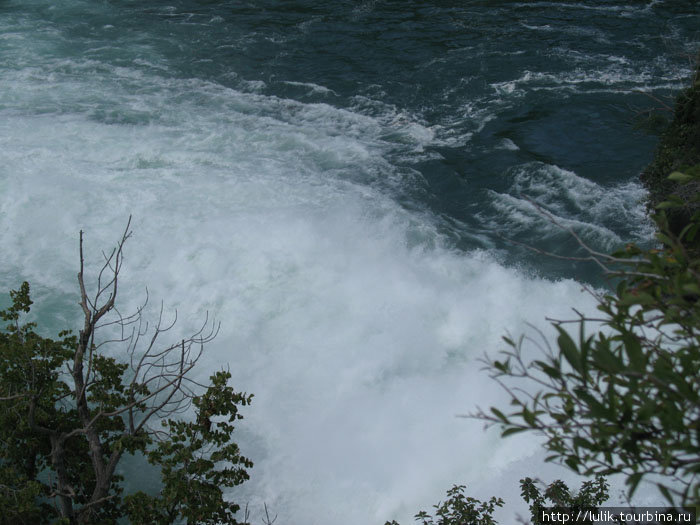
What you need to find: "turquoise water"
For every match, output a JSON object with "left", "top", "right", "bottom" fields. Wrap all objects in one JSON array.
[{"left": 1, "top": 1, "right": 698, "bottom": 523}]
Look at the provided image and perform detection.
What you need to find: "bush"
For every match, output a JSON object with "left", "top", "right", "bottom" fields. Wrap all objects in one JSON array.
[
  {"left": 641, "top": 56, "right": 700, "bottom": 236},
  {"left": 476, "top": 169, "right": 700, "bottom": 507},
  {"left": 384, "top": 477, "right": 608, "bottom": 525},
  {"left": 0, "top": 222, "right": 252, "bottom": 524}
]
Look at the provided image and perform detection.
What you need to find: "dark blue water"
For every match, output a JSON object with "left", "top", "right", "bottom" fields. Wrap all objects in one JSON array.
[
  {"left": 5, "top": 1, "right": 698, "bottom": 277},
  {"left": 1, "top": 1, "right": 698, "bottom": 523}
]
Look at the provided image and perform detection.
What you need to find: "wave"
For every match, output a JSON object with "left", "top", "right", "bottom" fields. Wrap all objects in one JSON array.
[{"left": 480, "top": 163, "right": 653, "bottom": 252}]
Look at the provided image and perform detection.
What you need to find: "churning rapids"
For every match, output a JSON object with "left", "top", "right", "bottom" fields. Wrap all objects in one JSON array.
[{"left": 1, "top": 1, "right": 698, "bottom": 523}]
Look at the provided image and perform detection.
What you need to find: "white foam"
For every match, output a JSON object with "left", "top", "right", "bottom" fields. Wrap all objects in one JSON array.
[
  {"left": 510, "top": 2, "right": 644, "bottom": 15},
  {"left": 483, "top": 163, "right": 653, "bottom": 250},
  {"left": 0, "top": 52, "right": 606, "bottom": 525},
  {"left": 497, "top": 138, "right": 520, "bottom": 151},
  {"left": 491, "top": 64, "right": 691, "bottom": 96},
  {"left": 281, "top": 81, "right": 337, "bottom": 96},
  {"left": 0, "top": 6, "right": 667, "bottom": 524}
]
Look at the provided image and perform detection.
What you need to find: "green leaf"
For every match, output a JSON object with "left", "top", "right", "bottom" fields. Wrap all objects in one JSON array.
[
  {"left": 626, "top": 472, "right": 644, "bottom": 496},
  {"left": 668, "top": 171, "right": 693, "bottom": 183},
  {"left": 657, "top": 483, "right": 674, "bottom": 505},
  {"left": 490, "top": 407, "right": 508, "bottom": 423},
  {"left": 502, "top": 336, "right": 516, "bottom": 347},
  {"left": 621, "top": 333, "right": 644, "bottom": 372},
  {"left": 593, "top": 346, "right": 624, "bottom": 374},
  {"left": 523, "top": 408, "right": 536, "bottom": 426},
  {"left": 535, "top": 359, "right": 562, "bottom": 380},
  {"left": 501, "top": 427, "right": 528, "bottom": 438},
  {"left": 493, "top": 359, "right": 511, "bottom": 373},
  {"left": 556, "top": 327, "right": 582, "bottom": 373},
  {"left": 655, "top": 232, "right": 675, "bottom": 247},
  {"left": 682, "top": 283, "right": 700, "bottom": 295},
  {"left": 564, "top": 456, "right": 580, "bottom": 472},
  {"left": 573, "top": 437, "right": 593, "bottom": 451}
]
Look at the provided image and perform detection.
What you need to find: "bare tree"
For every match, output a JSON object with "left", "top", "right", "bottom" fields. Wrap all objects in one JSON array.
[{"left": 0, "top": 218, "right": 251, "bottom": 524}]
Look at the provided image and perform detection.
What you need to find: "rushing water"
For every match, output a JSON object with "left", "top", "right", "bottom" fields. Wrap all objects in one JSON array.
[{"left": 1, "top": 1, "right": 699, "bottom": 523}]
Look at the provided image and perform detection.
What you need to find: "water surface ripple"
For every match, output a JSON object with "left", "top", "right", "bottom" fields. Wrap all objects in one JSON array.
[{"left": 1, "top": 1, "right": 698, "bottom": 523}]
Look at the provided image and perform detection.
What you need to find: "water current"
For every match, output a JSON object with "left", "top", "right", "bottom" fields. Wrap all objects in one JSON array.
[{"left": 1, "top": 1, "right": 699, "bottom": 523}]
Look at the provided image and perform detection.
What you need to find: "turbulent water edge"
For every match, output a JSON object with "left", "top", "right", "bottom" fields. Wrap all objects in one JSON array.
[{"left": 1, "top": 1, "right": 699, "bottom": 523}]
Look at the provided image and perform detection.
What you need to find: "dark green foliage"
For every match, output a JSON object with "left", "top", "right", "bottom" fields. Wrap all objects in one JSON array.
[
  {"left": 520, "top": 476, "right": 609, "bottom": 525},
  {"left": 0, "top": 283, "right": 84, "bottom": 524},
  {"left": 477, "top": 172, "right": 700, "bottom": 507},
  {"left": 384, "top": 485, "right": 503, "bottom": 525},
  {"left": 0, "top": 227, "right": 252, "bottom": 524},
  {"left": 123, "top": 372, "right": 253, "bottom": 524},
  {"left": 641, "top": 58, "right": 700, "bottom": 236},
  {"left": 385, "top": 478, "right": 607, "bottom": 525},
  {"left": 412, "top": 485, "right": 503, "bottom": 525}
]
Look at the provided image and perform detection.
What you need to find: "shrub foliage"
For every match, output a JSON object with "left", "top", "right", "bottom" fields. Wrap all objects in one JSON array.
[
  {"left": 0, "top": 222, "right": 252, "bottom": 524},
  {"left": 476, "top": 167, "right": 700, "bottom": 507}
]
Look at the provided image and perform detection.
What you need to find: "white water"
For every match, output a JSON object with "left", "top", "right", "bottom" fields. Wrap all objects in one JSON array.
[
  {"left": 0, "top": 5, "right": 664, "bottom": 523},
  {"left": 483, "top": 163, "right": 654, "bottom": 252},
  {"left": 0, "top": 67, "right": 608, "bottom": 525}
]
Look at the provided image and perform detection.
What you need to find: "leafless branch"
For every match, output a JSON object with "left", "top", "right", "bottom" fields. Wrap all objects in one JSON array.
[
  {"left": 0, "top": 392, "right": 28, "bottom": 401},
  {"left": 30, "top": 217, "right": 225, "bottom": 524},
  {"left": 519, "top": 196, "right": 646, "bottom": 266},
  {"left": 262, "top": 502, "right": 278, "bottom": 525},
  {"left": 633, "top": 89, "right": 676, "bottom": 113}
]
